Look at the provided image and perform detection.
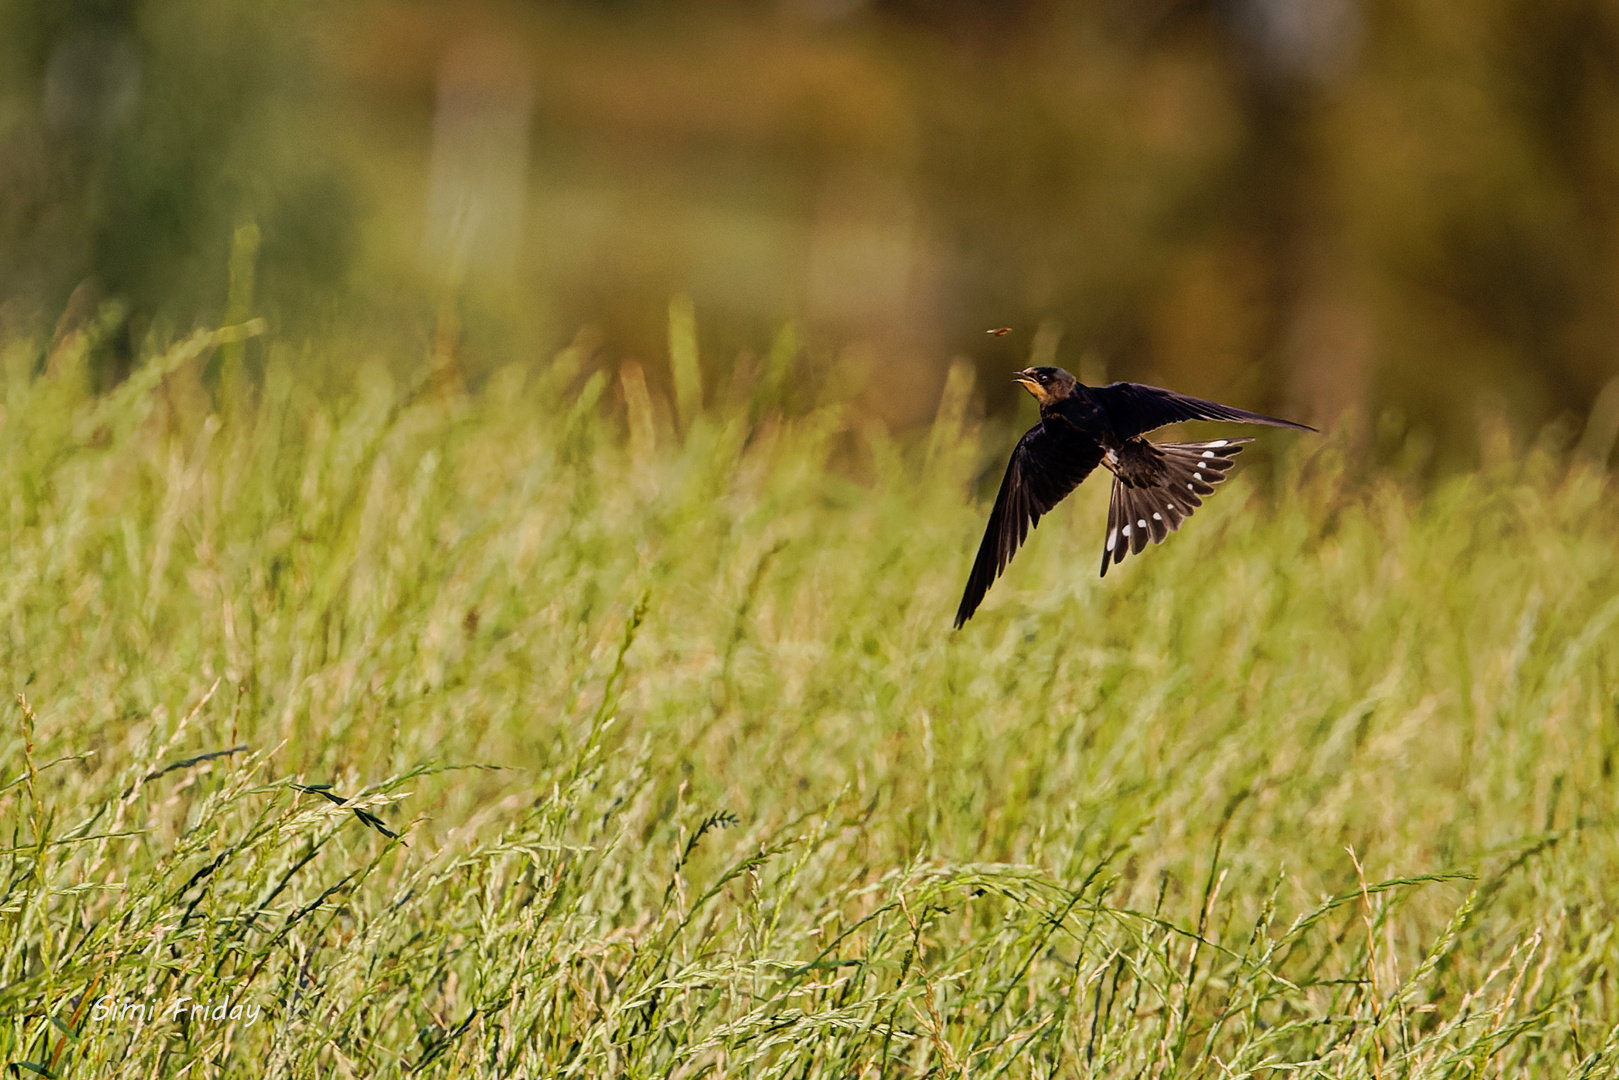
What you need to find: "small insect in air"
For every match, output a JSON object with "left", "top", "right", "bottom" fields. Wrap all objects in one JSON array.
[{"left": 986, "top": 327, "right": 1013, "bottom": 336}]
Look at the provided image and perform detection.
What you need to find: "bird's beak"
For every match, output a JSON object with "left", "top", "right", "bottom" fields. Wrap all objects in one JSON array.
[{"left": 1013, "top": 370, "right": 1041, "bottom": 395}]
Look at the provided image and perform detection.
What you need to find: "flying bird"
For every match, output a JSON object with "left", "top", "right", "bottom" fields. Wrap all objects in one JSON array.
[{"left": 954, "top": 366, "right": 1314, "bottom": 627}]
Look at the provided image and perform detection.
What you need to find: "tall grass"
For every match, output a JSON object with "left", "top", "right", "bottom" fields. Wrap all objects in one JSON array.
[{"left": 3, "top": 316, "right": 1618, "bottom": 1077}]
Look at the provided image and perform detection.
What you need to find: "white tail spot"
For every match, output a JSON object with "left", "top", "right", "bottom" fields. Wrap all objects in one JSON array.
[
  {"left": 1201, "top": 450, "right": 1215, "bottom": 458},
  {"left": 1152, "top": 512, "right": 1162, "bottom": 521},
  {"left": 1187, "top": 483, "right": 1195, "bottom": 490},
  {"left": 1121, "top": 525, "right": 1132, "bottom": 537},
  {"left": 1209, "top": 439, "right": 1227, "bottom": 447},
  {"left": 1106, "top": 528, "right": 1117, "bottom": 551},
  {"left": 1194, "top": 472, "right": 1204, "bottom": 482},
  {"left": 1136, "top": 518, "right": 1147, "bottom": 529},
  {"left": 1166, "top": 502, "right": 1175, "bottom": 510}
]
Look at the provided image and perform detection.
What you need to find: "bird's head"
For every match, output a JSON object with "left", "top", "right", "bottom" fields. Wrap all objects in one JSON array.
[{"left": 1013, "top": 366, "right": 1078, "bottom": 407}]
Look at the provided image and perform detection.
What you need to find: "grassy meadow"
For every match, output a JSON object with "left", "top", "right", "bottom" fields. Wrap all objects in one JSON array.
[{"left": 3, "top": 313, "right": 1619, "bottom": 1077}]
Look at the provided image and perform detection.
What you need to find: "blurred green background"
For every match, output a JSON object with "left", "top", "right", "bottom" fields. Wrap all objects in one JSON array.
[{"left": 5, "top": 0, "right": 1619, "bottom": 454}]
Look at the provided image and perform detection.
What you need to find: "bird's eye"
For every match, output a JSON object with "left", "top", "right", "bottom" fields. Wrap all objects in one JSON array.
[{"left": 1038, "top": 374, "right": 1049, "bottom": 383}]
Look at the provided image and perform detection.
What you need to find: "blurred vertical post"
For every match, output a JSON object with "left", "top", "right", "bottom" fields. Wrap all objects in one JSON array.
[
  {"left": 219, "top": 221, "right": 260, "bottom": 421},
  {"left": 805, "top": 167, "right": 937, "bottom": 427},
  {"left": 422, "top": 28, "right": 535, "bottom": 372},
  {"left": 1224, "top": 0, "right": 1368, "bottom": 430}
]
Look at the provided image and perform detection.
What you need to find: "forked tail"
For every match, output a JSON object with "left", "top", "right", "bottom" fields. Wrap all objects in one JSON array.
[{"left": 1100, "top": 438, "right": 1252, "bottom": 576}]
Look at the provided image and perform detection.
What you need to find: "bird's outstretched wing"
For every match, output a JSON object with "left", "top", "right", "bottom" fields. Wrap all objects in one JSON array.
[
  {"left": 955, "top": 421, "right": 1104, "bottom": 627},
  {"left": 1089, "top": 382, "right": 1316, "bottom": 441}
]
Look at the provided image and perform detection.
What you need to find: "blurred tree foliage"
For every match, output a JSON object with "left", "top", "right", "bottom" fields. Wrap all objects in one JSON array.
[
  {"left": 3, "top": 0, "right": 1619, "bottom": 456},
  {"left": 0, "top": 0, "right": 355, "bottom": 378}
]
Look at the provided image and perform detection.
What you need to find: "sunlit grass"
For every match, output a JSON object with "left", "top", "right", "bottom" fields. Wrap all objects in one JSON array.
[{"left": 2, "top": 316, "right": 1618, "bottom": 1077}]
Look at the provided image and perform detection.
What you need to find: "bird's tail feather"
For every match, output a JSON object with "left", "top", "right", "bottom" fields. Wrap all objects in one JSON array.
[{"left": 1099, "top": 438, "right": 1252, "bottom": 576}]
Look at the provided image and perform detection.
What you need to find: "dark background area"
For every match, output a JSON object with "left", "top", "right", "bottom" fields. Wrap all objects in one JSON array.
[{"left": 4, "top": 0, "right": 1619, "bottom": 458}]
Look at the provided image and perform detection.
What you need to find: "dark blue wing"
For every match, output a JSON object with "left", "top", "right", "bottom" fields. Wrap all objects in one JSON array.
[
  {"left": 1089, "top": 382, "right": 1316, "bottom": 440},
  {"left": 955, "top": 421, "right": 1104, "bottom": 627}
]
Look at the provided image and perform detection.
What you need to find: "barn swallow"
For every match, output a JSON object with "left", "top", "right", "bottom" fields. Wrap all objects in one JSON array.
[{"left": 954, "top": 366, "right": 1314, "bottom": 627}]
